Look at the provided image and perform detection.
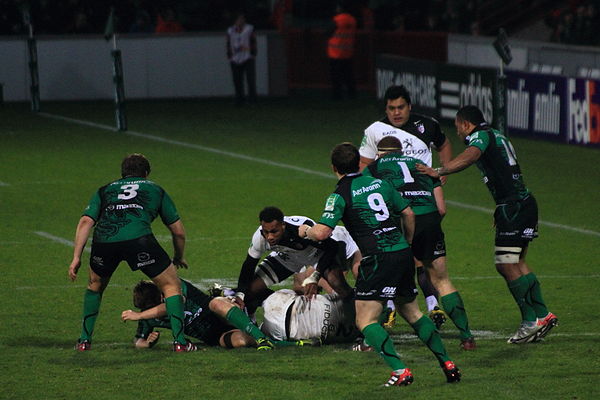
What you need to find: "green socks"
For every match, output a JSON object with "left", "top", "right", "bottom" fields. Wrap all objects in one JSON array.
[
  {"left": 362, "top": 323, "right": 406, "bottom": 371},
  {"left": 507, "top": 275, "right": 536, "bottom": 322},
  {"left": 225, "top": 306, "right": 266, "bottom": 341},
  {"left": 525, "top": 273, "right": 549, "bottom": 318},
  {"left": 164, "top": 295, "right": 187, "bottom": 344},
  {"left": 411, "top": 315, "right": 450, "bottom": 364},
  {"left": 441, "top": 291, "right": 473, "bottom": 340},
  {"left": 79, "top": 289, "right": 102, "bottom": 341}
]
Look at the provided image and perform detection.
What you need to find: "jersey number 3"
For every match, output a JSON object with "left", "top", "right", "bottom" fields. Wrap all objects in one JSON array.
[{"left": 118, "top": 184, "right": 139, "bottom": 200}]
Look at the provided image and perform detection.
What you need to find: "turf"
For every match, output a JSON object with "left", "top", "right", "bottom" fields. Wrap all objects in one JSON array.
[{"left": 1, "top": 94, "right": 599, "bottom": 400}]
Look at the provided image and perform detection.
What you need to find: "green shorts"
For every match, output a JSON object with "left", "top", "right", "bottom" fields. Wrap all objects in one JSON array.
[
  {"left": 355, "top": 248, "right": 417, "bottom": 302},
  {"left": 494, "top": 194, "right": 539, "bottom": 248}
]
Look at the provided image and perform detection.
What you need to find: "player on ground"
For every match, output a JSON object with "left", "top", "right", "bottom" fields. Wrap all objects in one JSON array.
[
  {"left": 236, "top": 207, "right": 360, "bottom": 316},
  {"left": 359, "top": 85, "right": 451, "bottom": 326},
  {"left": 363, "top": 136, "right": 475, "bottom": 350},
  {"left": 121, "top": 279, "right": 277, "bottom": 350},
  {"left": 67, "top": 153, "right": 195, "bottom": 352},
  {"left": 261, "top": 289, "right": 359, "bottom": 344},
  {"left": 300, "top": 142, "right": 461, "bottom": 386},
  {"left": 417, "top": 105, "right": 558, "bottom": 344}
]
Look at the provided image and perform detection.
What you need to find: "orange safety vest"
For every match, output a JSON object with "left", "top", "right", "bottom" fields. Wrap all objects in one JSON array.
[{"left": 327, "top": 13, "right": 357, "bottom": 59}]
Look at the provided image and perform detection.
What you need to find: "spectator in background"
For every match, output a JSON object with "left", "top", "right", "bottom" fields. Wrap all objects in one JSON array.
[
  {"left": 226, "top": 13, "right": 257, "bottom": 106},
  {"left": 327, "top": 4, "right": 357, "bottom": 100},
  {"left": 129, "top": 10, "right": 154, "bottom": 33},
  {"left": 155, "top": 7, "right": 184, "bottom": 33},
  {"left": 68, "top": 9, "right": 94, "bottom": 34}
]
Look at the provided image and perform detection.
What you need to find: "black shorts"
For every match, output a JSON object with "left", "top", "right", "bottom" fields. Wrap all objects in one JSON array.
[
  {"left": 355, "top": 248, "right": 417, "bottom": 302},
  {"left": 182, "top": 286, "right": 235, "bottom": 346},
  {"left": 256, "top": 256, "right": 295, "bottom": 286},
  {"left": 90, "top": 234, "right": 172, "bottom": 279},
  {"left": 412, "top": 212, "right": 446, "bottom": 262},
  {"left": 494, "top": 195, "right": 539, "bottom": 247}
]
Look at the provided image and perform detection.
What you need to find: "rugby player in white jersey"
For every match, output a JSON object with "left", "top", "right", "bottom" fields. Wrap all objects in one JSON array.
[
  {"left": 236, "top": 206, "right": 360, "bottom": 316},
  {"left": 261, "top": 289, "right": 359, "bottom": 344}
]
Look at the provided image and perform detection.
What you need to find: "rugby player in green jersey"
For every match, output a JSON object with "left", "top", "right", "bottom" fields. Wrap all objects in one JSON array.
[
  {"left": 121, "top": 279, "right": 276, "bottom": 350},
  {"left": 417, "top": 105, "right": 558, "bottom": 344},
  {"left": 67, "top": 154, "right": 196, "bottom": 352},
  {"left": 299, "top": 142, "right": 461, "bottom": 386},
  {"left": 364, "top": 136, "right": 475, "bottom": 350}
]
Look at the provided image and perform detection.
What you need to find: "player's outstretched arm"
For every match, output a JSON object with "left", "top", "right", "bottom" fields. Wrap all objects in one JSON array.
[
  {"left": 68, "top": 216, "right": 95, "bottom": 281},
  {"left": 417, "top": 147, "right": 481, "bottom": 178},
  {"left": 122, "top": 303, "right": 168, "bottom": 322}
]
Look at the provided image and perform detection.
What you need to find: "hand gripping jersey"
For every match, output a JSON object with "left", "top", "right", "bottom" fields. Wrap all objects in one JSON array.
[
  {"left": 360, "top": 113, "right": 446, "bottom": 166},
  {"left": 364, "top": 151, "right": 439, "bottom": 216},
  {"left": 83, "top": 177, "right": 179, "bottom": 243},
  {"left": 261, "top": 289, "right": 357, "bottom": 343},
  {"left": 318, "top": 173, "right": 411, "bottom": 256},
  {"left": 247, "top": 216, "right": 358, "bottom": 273},
  {"left": 466, "top": 125, "right": 530, "bottom": 204}
]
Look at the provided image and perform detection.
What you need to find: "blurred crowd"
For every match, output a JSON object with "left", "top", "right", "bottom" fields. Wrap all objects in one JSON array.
[
  {"left": 4, "top": 0, "right": 596, "bottom": 46},
  {"left": 546, "top": 0, "right": 600, "bottom": 46},
  {"left": 0, "top": 0, "right": 484, "bottom": 36}
]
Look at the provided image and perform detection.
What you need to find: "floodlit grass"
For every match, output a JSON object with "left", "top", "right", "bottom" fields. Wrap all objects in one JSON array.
[{"left": 1, "top": 95, "right": 599, "bottom": 400}]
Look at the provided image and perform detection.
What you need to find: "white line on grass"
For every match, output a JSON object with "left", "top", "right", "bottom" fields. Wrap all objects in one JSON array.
[
  {"left": 38, "top": 112, "right": 600, "bottom": 238},
  {"left": 0, "top": 181, "right": 10, "bottom": 186},
  {"left": 16, "top": 271, "right": 600, "bottom": 291},
  {"left": 38, "top": 112, "right": 332, "bottom": 179},
  {"left": 62, "top": 330, "right": 600, "bottom": 350},
  {"left": 33, "top": 231, "right": 90, "bottom": 253}
]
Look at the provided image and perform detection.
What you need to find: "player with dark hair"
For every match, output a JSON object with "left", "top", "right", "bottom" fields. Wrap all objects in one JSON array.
[
  {"left": 236, "top": 206, "right": 360, "bottom": 317},
  {"left": 364, "top": 136, "right": 475, "bottom": 350},
  {"left": 67, "top": 153, "right": 195, "bottom": 352},
  {"left": 121, "top": 279, "right": 276, "bottom": 350},
  {"left": 417, "top": 105, "right": 558, "bottom": 344},
  {"left": 359, "top": 85, "right": 452, "bottom": 326},
  {"left": 299, "top": 142, "right": 461, "bottom": 386}
]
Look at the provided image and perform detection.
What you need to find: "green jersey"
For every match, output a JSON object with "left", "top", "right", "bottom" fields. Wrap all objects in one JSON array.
[
  {"left": 317, "top": 173, "right": 411, "bottom": 256},
  {"left": 136, "top": 279, "right": 231, "bottom": 344},
  {"left": 83, "top": 176, "right": 180, "bottom": 243},
  {"left": 363, "top": 151, "right": 439, "bottom": 216},
  {"left": 467, "top": 126, "right": 530, "bottom": 204}
]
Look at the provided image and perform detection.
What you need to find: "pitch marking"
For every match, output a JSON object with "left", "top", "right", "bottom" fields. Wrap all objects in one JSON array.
[{"left": 37, "top": 112, "right": 600, "bottom": 238}]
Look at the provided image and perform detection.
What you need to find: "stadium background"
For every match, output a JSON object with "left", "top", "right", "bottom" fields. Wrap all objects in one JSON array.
[{"left": 1, "top": 1, "right": 599, "bottom": 399}]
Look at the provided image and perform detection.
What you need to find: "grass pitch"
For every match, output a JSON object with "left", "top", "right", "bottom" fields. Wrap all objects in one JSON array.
[{"left": 1, "top": 94, "right": 599, "bottom": 400}]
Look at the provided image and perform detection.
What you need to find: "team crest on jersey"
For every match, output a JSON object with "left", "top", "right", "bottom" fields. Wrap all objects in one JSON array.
[
  {"left": 325, "top": 194, "right": 338, "bottom": 211},
  {"left": 416, "top": 122, "right": 425, "bottom": 134}
]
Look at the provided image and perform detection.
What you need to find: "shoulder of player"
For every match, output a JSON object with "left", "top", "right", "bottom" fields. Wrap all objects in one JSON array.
[
  {"left": 410, "top": 112, "right": 439, "bottom": 125},
  {"left": 405, "top": 113, "right": 440, "bottom": 132},
  {"left": 364, "top": 119, "right": 394, "bottom": 133},
  {"left": 284, "top": 216, "right": 314, "bottom": 226}
]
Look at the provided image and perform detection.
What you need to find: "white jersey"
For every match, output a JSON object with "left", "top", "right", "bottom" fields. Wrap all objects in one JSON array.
[
  {"left": 247, "top": 216, "right": 358, "bottom": 273},
  {"left": 360, "top": 120, "right": 434, "bottom": 166},
  {"left": 261, "top": 289, "right": 357, "bottom": 343},
  {"left": 227, "top": 23, "right": 254, "bottom": 64}
]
